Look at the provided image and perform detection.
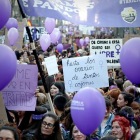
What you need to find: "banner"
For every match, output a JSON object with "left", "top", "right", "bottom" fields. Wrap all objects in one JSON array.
[
  {"left": 5, "top": 22, "right": 25, "bottom": 50},
  {"left": 2, "top": 65, "right": 38, "bottom": 111},
  {"left": 18, "top": 0, "right": 140, "bottom": 27},
  {"left": 62, "top": 54, "right": 109, "bottom": 92},
  {"left": 45, "top": 55, "right": 59, "bottom": 76},
  {"left": 90, "top": 39, "right": 123, "bottom": 67},
  {"left": 23, "top": 27, "right": 47, "bottom": 43}
]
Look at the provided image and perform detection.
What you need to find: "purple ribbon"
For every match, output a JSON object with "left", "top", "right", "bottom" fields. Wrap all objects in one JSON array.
[{"left": 32, "top": 112, "right": 48, "bottom": 120}]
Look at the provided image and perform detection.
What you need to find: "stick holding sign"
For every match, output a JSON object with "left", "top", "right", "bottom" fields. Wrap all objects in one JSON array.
[{"left": 0, "top": 92, "right": 8, "bottom": 127}]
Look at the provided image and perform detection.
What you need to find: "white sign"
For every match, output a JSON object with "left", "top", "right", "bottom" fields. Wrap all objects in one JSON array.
[
  {"left": 45, "top": 55, "right": 58, "bottom": 76},
  {"left": 90, "top": 39, "right": 123, "bottom": 67},
  {"left": 23, "top": 27, "right": 47, "bottom": 43},
  {"left": 0, "top": 36, "right": 5, "bottom": 44},
  {"left": 62, "top": 54, "right": 109, "bottom": 92}
]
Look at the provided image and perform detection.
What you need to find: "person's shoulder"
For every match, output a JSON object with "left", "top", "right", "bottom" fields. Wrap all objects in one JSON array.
[{"left": 64, "top": 131, "right": 71, "bottom": 140}]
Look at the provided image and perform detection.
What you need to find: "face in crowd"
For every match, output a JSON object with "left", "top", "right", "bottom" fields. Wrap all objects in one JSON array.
[
  {"left": 117, "top": 94, "right": 127, "bottom": 108},
  {"left": 41, "top": 116, "right": 55, "bottom": 136},
  {"left": 50, "top": 85, "right": 59, "bottom": 96},
  {"left": 112, "top": 121, "right": 124, "bottom": 139},
  {"left": 66, "top": 92, "right": 73, "bottom": 100},
  {"left": 0, "top": 129, "right": 15, "bottom": 140},
  {"left": 72, "top": 125, "right": 86, "bottom": 140}
]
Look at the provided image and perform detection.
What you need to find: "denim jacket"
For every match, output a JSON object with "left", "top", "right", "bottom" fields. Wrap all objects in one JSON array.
[{"left": 96, "top": 113, "right": 114, "bottom": 137}]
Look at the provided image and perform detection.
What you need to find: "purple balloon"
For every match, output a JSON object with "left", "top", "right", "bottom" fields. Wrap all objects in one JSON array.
[
  {"left": 79, "top": 38, "right": 84, "bottom": 46},
  {"left": 57, "top": 44, "right": 63, "bottom": 52},
  {"left": 50, "top": 28, "right": 61, "bottom": 44},
  {"left": 45, "top": 18, "right": 55, "bottom": 34},
  {"left": 71, "top": 87, "right": 105, "bottom": 135},
  {"left": 7, "top": 28, "right": 19, "bottom": 46},
  {"left": 6, "top": 18, "right": 18, "bottom": 30},
  {"left": 40, "top": 34, "right": 51, "bottom": 51},
  {"left": 0, "top": 0, "right": 11, "bottom": 30},
  {"left": 85, "top": 37, "right": 90, "bottom": 45},
  {"left": 0, "top": 44, "right": 17, "bottom": 90},
  {"left": 120, "top": 38, "right": 140, "bottom": 84}
]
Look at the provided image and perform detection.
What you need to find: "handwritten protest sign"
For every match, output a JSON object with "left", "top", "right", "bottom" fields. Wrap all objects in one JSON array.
[
  {"left": 90, "top": 39, "right": 123, "bottom": 67},
  {"left": 2, "top": 65, "right": 38, "bottom": 111},
  {"left": 5, "top": 22, "right": 25, "bottom": 50},
  {"left": 62, "top": 54, "right": 109, "bottom": 92},
  {"left": 0, "top": 92, "right": 8, "bottom": 127},
  {"left": 45, "top": 55, "right": 58, "bottom": 76}
]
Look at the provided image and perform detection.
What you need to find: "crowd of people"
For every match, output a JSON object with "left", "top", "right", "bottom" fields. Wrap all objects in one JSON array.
[{"left": 0, "top": 40, "right": 140, "bottom": 140}]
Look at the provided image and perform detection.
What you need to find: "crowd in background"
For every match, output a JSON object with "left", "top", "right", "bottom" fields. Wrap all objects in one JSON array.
[{"left": 0, "top": 39, "right": 140, "bottom": 140}]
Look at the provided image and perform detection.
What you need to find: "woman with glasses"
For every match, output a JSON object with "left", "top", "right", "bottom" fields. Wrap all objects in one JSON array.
[{"left": 34, "top": 113, "right": 63, "bottom": 140}]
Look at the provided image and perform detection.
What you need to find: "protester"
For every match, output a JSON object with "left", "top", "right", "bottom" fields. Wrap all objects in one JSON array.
[
  {"left": 65, "top": 123, "right": 87, "bottom": 140},
  {"left": 112, "top": 116, "right": 130, "bottom": 140},
  {"left": 97, "top": 98, "right": 114, "bottom": 137},
  {"left": 53, "top": 95, "right": 67, "bottom": 117},
  {"left": 33, "top": 113, "right": 63, "bottom": 140},
  {"left": 105, "top": 87, "right": 121, "bottom": 109},
  {"left": 0, "top": 125, "right": 21, "bottom": 140},
  {"left": 22, "top": 106, "right": 47, "bottom": 136},
  {"left": 116, "top": 92, "right": 134, "bottom": 114},
  {"left": 130, "top": 102, "right": 140, "bottom": 129},
  {"left": 125, "top": 86, "right": 140, "bottom": 103}
]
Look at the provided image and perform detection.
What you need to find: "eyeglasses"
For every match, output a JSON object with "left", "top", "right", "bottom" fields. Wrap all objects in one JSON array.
[{"left": 42, "top": 121, "right": 54, "bottom": 128}]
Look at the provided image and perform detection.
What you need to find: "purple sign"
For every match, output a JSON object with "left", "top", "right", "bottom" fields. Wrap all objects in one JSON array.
[
  {"left": 75, "top": 39, "right": 86, "bottom": 48},
  {"left": 18, "top": 0, "right": 140, "bottom": 27},
  {"left": 63, "top": 44, "right": 71, "bottom": 50},
  {"left": 2, "top": 64, "right": 38, "bottom": 111}
]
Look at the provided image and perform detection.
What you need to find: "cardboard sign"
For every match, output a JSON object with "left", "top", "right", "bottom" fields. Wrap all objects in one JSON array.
[
  {"left": 62, "top": 54, "right": 109, "bottom": 92},
  {"left": 2, "top": 65, "right": 38, "bottom": 111},
  {"left": 5, "top": 22, "right": 25, "bottom": 50},
  {"left": 90, "top": 39, "right": 123, "bottom": 67},
  {"left": 0, "top": 92, "right": 8, "bottom": 127},
  {"left": 74, "top": 31, "right": 83, "bottom": 37},
  {"left": 45, "top": 55, "right": 58, "bottom": 76}
]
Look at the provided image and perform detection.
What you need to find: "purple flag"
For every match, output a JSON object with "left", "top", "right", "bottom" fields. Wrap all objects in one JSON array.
[
  {"left": 2, "top": 64, "right": 38, "bottom": 111},
  {"left": 18, "top": 0, "right": 140, "bottom": 27}
]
